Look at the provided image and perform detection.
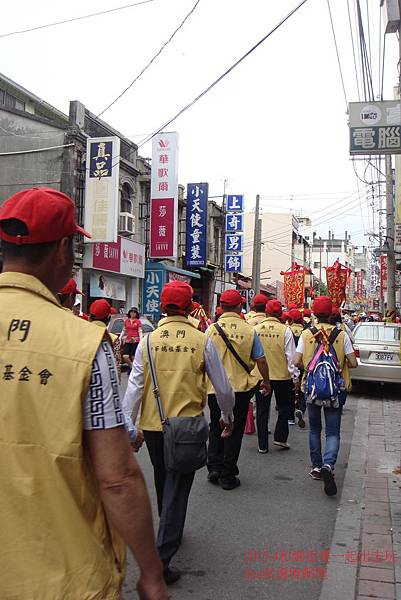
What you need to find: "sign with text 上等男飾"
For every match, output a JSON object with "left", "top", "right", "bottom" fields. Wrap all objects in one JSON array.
[
  {"left": 150, "top": 132, "right": 179, "bottom": 258},
  {"left": 225, "top": 233, "right": 243, "bottom": 253},
  {"left": 349, "top": 101, "right": 401, "bottom": 155},
  {"left": 84, "top": 137, "right": 120, "bottom": 243},
  {"left": 185, "top": 183, "right": 208, "bottom": 267},
  {"left": 83, "top": 236, "right": 145, "bottom": 279},
  {"left": 226, "top": 194, "right": 244, "bottom": 212},
  {"left": 225, "top": 254, "right": 243, "bottom": 273},
  {"left": 225, "top": 213, "right": 243, "bottom": 233}
]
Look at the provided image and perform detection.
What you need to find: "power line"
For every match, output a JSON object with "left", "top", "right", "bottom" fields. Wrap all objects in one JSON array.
[
  {"left": 326, "top": 0, "right": 348, "bottom": 112},
  {"left": 0, "top": 143, "right": 74, "bottom": 156},
  {"left": 0, "top": 0, "right": 156, "bottom": 39},
  {"left": 96, "top": 0, "right": 202, "bottom": 118},
  {"left": 137, "top": 0, "right": 309, "bottom": 148},
  {"left": 347, "top": 0, "right": 361, "bottom": 99}
]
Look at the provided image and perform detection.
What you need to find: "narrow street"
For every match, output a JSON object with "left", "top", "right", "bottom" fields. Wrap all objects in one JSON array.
[{"left": 120, "top": 379, "right": 399, "bottom": 600}]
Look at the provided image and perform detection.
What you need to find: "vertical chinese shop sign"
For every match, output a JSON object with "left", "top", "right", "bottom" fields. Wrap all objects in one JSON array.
[
  {"left": 186, "top": 183, "right": 208, "bottom": 267},
  {"left": 150, "top": 132, "right": 179, "bottom": 258}
]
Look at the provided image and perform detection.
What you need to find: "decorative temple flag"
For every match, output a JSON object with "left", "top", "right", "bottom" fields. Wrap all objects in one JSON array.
[
  {"left": 325, "top": 260, "right": 352, "bottom": 307},
  {"left": 280, "top": 263, "right": 312, "bottom": 309}
]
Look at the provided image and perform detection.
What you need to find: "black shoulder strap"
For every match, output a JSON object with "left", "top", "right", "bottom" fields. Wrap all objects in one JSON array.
[{"left": 213, "top": 323, "right": 252, "bottom": 375}]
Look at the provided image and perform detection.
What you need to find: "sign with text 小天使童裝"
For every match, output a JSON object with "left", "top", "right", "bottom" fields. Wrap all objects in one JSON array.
[{"left": 185, "top": 183, "right": 208, "bottom": 267}]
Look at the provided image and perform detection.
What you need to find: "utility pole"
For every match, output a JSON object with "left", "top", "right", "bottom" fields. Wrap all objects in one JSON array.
[
  {"left": 319, "top": 236, "right": 322, "bottom": 294},
  {"left": 385, "top": 154, "right": 396, "bottom": 312},
  {"left": 252, "top": 194, "right": 261, "bottom": 293}
]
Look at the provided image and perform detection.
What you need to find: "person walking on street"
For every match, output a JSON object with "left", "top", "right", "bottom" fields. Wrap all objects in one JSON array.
[
  {"left": 121, "top": 307, "right": 143, "bottom": 368},
  {"left": 294, "top": 296, "right": 357, "bottom": 496},
  {"left": 89, "top": 298, "right": 123, "bottom": 382},
  {"left": 0, "top": 187, "right": 167, "bottom": 600},
  {"left": 206, "top": 289, "right": 271, "bottom": 489},
  {"left": 123, "top": 280, "right": 235, "bottom": 585},
  {"left": 254, "top": 300, "right": 300, "bottom": 451},
  {"left": 58, "top": 277, "right": 84, "bottom": 310},
  {"left": 246, "top": 294, "right": 269, "bottom": 327}
]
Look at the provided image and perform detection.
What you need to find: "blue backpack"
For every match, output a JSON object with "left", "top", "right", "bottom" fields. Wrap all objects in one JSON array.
[{"left": 305, "top": 327, "right": 343, "bottom": 405}]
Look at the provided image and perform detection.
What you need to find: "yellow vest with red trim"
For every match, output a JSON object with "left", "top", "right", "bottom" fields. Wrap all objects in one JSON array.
[
  {"left": 300, "top": 323, "right": 351, "bottom": 392},
  {"left": 254, "top": 317, "right": 290, "bottom": 380},
  {"left": 0, "top": 272, "right": 125, "bottom": 600},
  {"left": 140, "top": 316, "right": 208, "bottom": 431},
  {"left": 207, "top": 312, "right": 257, "bottom": 392}
]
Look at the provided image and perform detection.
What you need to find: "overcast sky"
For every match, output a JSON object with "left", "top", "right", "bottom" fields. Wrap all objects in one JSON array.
[{"left": 2, "top": 0, "right": 399, "bottom": 252}]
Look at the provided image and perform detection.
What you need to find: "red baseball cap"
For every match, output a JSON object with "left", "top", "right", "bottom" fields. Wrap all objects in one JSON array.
[
  {"left": 332, "top": 305, "right": 341, "bottom": 318},
  {"left": 287, "top": 303, "right": 298, "bottom": 310},
  {"left": 252, "top": 293, "right": 268, "bottom": 307},
  {"left": 303, "top": 308, "right": 312, "bottom": 317},
  {"left": 266, "top": 299, "right": 282, "bottom": 316},
  {"left": 90, "top": 299, "right": 112, "bottom": 320},
  {"left": 0, "top": 187, "right": 91, "bottom": 245},
  {"left": 220, "top": 289, "right": 243, "bottom": 306},
  {"left": 313, "top": 296, "right": 333, "bottom": 317},
  {"left": 288, "top": 308, "right": 303, "bottom": 323},
  {"left": 161, "top": 281, "right": 194, "bottom": 309},
  {"left": 110, "top": 307, "right": 118, "bottom": 315},
  {"left": 59, "top": 278, "right": 83, "bottom": 295},
  {"left": 281, "top": 311, "right": 289, "bottom": 323}
]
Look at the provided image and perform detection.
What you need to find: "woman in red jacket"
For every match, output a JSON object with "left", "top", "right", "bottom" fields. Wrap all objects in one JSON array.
[{"left": 121, "top": 308, "right": 143, "bottom": 368}]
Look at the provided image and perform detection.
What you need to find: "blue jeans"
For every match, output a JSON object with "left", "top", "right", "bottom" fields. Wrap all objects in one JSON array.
[{"left": 307, "top": 402, "right": 343, "bottom": 469}]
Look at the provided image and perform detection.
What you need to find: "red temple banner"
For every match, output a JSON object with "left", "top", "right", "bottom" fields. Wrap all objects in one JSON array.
[
  {"left": 325, "top": 260, "right": 352, "bottom": 307},
  {"left": 280, "top": 263, "right": 312, "bottom": 308}
]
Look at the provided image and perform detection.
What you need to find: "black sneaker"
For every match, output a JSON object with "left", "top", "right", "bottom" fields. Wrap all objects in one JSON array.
[
  {"left": 321, "top": 464, "right": 337, "bottom": 496},
  {"left": 163, "top": 566, "right": 181, "bottom": 585},
  {"left": 309, "top": 467, "right": 322, "bottom": 480},
  {"left": 207, "top": 470, "right": 220, "bottom": 484},
  {"left": 295, "top": 409, "right": 305, "bottom": 429},
  {"left": 220, "top": 477, "right": 241, "bottom": 490}
]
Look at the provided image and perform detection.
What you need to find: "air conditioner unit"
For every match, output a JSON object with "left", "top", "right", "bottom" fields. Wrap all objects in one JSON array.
[{"left": 119, "top": 212, "right": 135, "bottom": 236}]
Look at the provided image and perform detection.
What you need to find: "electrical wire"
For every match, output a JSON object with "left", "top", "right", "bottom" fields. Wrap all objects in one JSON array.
[
  {"left": 326, "top": 0, "right": 348, "bottom": 112},
  {"left": 137, "top": 0, "right": 309, "bottom": 148},
  {"left": 0, "top": 143, "right": 74, "bottom": 156},
  {"left": 347, "top": 0, "right": 361, "bottom": 100},
  {"left": 0, "top": 0, "right": 156, "bottom": 39},
  {"left": 96, "top": 0, "right": 202, "bottom": 118}
]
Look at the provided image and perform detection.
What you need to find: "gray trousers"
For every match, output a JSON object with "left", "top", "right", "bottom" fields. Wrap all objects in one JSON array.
[{"left": 143, "top": 430, "right": 195, "bottom": 566}]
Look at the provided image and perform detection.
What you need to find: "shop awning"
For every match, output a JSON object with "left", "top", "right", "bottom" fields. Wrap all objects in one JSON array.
[{"left": 146, "top": 260, "right": 201, "bottom": 279}]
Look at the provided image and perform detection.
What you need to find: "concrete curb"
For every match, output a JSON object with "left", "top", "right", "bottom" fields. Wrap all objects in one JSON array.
[{"left": 318, "top": 398, "right": 370, "bottom": 600}]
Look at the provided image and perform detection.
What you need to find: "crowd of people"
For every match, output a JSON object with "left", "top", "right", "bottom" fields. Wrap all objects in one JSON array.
[{"left": 0, "top": 187, "right": 359, "bottom": 599}]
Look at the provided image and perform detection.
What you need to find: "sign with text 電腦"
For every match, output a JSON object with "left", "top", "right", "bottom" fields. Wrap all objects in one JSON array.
[
  {"left": 150, "top": 132, "right": 179, "bottom": 258},
  {"left": 84, "top": 137, "right": 120, "bottom": 242},
  {"left": 349, "top": 101, "right": 401, "bottom": 155},
  {"left": 185, "top": 183, "right": 208, "bottom": 267}
]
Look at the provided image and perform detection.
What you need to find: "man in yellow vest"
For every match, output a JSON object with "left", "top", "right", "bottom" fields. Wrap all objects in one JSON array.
[
  {"left": 294, "top": 296, "right": 357, "bottom": 496},
  {"left": 254, "top": 299, "right": 300, "bottom": 451},
  {"left": 246, "top": 293, "right": 269, "bottom": 327},
  {"left": 206, "top": 289, "right": 271, "bottom": 489},
  {"left": 0, "top": 188, "right": 167, "bottom": 600},
  {"left": 123, "top": 280, "right": 234, "bottom": 584}
]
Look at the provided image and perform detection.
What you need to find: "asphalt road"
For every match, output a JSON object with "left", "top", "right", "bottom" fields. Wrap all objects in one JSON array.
[{"left": 120, "top": 374, "right": 375, "bottom": 600}]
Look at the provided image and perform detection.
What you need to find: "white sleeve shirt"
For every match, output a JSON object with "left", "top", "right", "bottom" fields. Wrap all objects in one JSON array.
[
  {"left": 122, "top": 336, "right": 235, "bottom": 432},
  {"left": 284, "top": 327, "right": 300, "bottom": 381},
  {"left": 296, "top": 331, "right": 354, "bottom": 355}
]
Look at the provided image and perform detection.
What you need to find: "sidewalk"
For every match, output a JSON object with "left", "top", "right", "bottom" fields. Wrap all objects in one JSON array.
[{"left": 319, "top": 395, "right": 401, "bottom": 600}]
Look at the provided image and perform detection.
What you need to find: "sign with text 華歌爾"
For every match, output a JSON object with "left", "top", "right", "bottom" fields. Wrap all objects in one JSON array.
[
  {"left": 185, "top": 183, "right": 208, "bottom": 267},
  {"left": 150, "top": 132, "right": 179, "bottom": 258},
  {"left": 84, "top": 137, "right": 120, "bottom": 242},
  {"left": 349, "top": 101, "right": 401, "bottom": 155}
]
